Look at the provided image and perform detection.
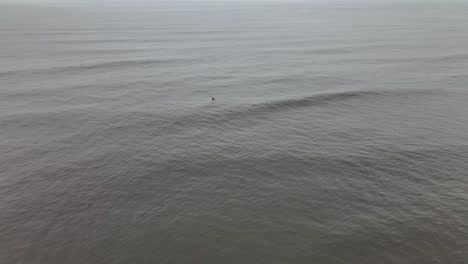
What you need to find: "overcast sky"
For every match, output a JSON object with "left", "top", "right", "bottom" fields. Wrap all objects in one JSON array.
[
  {"left": 0, "top": 0, "right": 450, "bottom": 3},
  {"left": 0, "top": 0, "right": 461, "bottom": 5}
]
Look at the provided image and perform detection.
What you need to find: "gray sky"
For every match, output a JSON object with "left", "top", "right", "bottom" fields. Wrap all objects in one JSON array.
[
  {"left": 0, "top": 0, "right": 446, "bottom": 2},
  {"left": 0, "top": 0, "right": 460, "bottom": 5}
]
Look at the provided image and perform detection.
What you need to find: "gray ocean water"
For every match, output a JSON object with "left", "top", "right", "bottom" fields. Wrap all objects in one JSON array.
[{"left": 1, "top": 1, "right": 468, "bottom": 263}]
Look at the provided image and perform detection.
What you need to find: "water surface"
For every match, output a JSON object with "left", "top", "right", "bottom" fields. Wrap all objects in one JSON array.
[{"left": 1, "top": 1, "right": 468, "bottom": 263}]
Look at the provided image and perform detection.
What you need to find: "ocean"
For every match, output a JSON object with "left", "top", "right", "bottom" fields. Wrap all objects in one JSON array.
[{"left": 1, "top": 1, "right": 468, "bottom": 263}]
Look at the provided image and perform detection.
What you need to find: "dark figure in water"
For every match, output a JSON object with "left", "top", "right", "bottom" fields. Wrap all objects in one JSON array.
[{"left": 210, "top": 97, "right": 215, "bottom": 101}]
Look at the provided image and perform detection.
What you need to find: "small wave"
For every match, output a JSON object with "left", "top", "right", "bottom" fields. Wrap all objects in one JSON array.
[
  {"left": 157, "top": 88, "right": 440, "bottom": 135},
  {"left": 53, "top": 39, "right": 138, "bottom": 45},
  {"left": 264, "top": 75, "right": 362, "bottom": 86},
  {"left": 246, "top": 90, "right": 378, "bottom": 112},
  {"left": 335, "top": 53, "right": 468, "bottom": 65},
  {"left": 246, "top": 88, "right": 441, "bottom": 114},
  {"left": 58, "top": 48, "right": 163, "bottom": 56},
  {"left": 0, "top": 58, "right": 194, "bottom": 78},
  {"left": 429, "top": 53, "right": 468, "bottom": 64}
]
